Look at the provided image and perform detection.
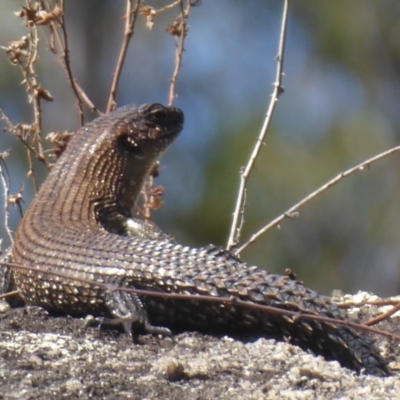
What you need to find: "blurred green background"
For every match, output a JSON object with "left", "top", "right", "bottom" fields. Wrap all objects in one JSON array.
[{"left": 1, "top": 1, "right": 400, "bottom": 296}]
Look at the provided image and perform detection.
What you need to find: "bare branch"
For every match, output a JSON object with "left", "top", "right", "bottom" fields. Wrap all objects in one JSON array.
[
  {"left": 0, "top": 152, "right": 13, "bottom": 244},
  {"left": 74, "top": 80, "right": 100, "bottom": 114},
  {"left": 235, "top": 145, "right": 400, "bottom": 255},
  {"left": 227, "top": 0, "right": 291, "bottom": 250},
  {"left": 138, "top": 0, "right": 195, "bottom": 217},
  {"left": 51, "top": 0, "right": 85, "bottom": 124},
  {"left": 38, "top": 0, "right": 100, "bottom": 122},
  {"left": 2, "top": 260, "right": 398, "bottom": 342},
  {"left": 168, "top": 0, "right": 191, "bottom": 106},
  {"left": 106, "top": 0, "right": 141, "bottom": 112},
  {"left": 2, "top": 2, "right": 59, "bottom": 189},
  {"left": 364, "top": 301, "right": 400, "bottom": 326}
]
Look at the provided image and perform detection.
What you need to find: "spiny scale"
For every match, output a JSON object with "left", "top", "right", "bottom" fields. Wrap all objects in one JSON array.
[{"left": 1, "top": 104, "right": 391, "bottom": 376}]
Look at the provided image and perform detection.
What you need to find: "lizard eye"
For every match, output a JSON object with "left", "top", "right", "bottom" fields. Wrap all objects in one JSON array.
[{"left": 148, "top": 105, "right": 168, "bottom": 123}]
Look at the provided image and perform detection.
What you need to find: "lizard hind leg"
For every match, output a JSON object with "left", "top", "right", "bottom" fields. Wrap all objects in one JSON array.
[{"left": 103, "top": 289, "right": 172, "bottom": 340}]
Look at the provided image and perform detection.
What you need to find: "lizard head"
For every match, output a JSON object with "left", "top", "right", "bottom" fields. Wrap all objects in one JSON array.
[
  {"left": 102, "top": 103, "right": 184, "bottom": 223},
  {"left": 48, "top": 103, "right": 184, "bottom": 229},
  {"left": 115, "top": 103, "right": 184, "bottom": 163}
]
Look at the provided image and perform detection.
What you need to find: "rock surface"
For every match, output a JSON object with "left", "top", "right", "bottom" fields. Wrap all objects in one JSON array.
[{"left": 0, "top": 292, "right": 399, "bottom": 399}]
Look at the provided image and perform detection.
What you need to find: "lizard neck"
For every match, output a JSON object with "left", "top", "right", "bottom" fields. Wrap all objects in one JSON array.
[
  {"left": 23, "top": 104, "right": 183, "bottom": 234},
  {"left": 41, "top": 132, "right": 150, "bottom": 233}
]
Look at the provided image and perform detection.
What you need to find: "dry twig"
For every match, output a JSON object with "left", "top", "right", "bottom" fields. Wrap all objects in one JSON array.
[
  {"left": 227, "top": 0, "right": 291, "bottom": 250},
  {"left": 40, "top": 0, "right": 100, "bottom": 121},
  {"left": 107, "top": 0, "right": 141, "bottom": 112},
  {"left": 234, "top": 145, "right": 400, "bottom": 255},
  {"left": 167, "top": 0, "right": 191, "bottom": 106},
  {"left": 1, "top": 259, "right": 399, "bottom": 342},
  {"left": 364, "top": 301, "right": 400, "bottom": 326},
  {"left": 0, "top": 152, "right": 13, "bottom": 244}
]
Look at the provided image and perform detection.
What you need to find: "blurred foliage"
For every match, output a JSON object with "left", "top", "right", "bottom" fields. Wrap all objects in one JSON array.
[
  {"left": 175, "top": 111, "right": 400, "bottom": 295},
  {"left": 1, "top": 1, "right": 400, "bottom": 296}
]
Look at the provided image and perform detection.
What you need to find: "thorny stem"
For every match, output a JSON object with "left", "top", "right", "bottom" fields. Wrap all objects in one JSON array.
[
  {"left": 43, "top": 0, "right": 98, "bottom": 120},
  {"left": 26, "top": 24, "right": 42, "bottom": 142},
  {"left": 137, "top": 0, "right": 193, "bottom": 217},
  {"left": 157, "top": 1, "right": 180, "bottom": 13},
  {"left": 26, "top": 152, "right": 38, "bottom": 192},
  {"left": 234, "top": 145, "right": 400, "bottom": 255},
  {"left": 17, "top": 20, "right": 44, "bottom": 190},
  {"left": 73, "top": 80, "right": 98, "bottom": 113},
  {"left": 0, "top": 155, "right": 13, "bottom": 244},
  {"left": 226, "top": 0, "right": 290, "bottom": 251},
  {"left": 168, "top": 0, "right": 190, "bottom": 106},
  {"left": 56, "top": 0, "right": 85, "bottom": 124},
  {"left": 106, "top": 0, "right": 141, "bottom": 112}
]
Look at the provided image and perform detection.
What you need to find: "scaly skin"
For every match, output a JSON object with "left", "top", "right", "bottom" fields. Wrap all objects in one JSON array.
[{"left": 2, "top": 103, "right": 391, "bottom": 375}]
